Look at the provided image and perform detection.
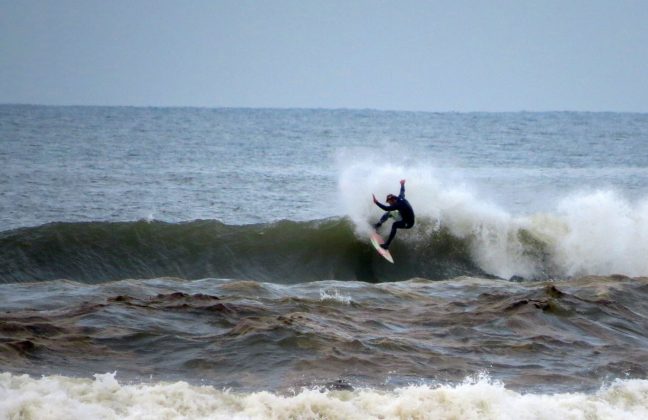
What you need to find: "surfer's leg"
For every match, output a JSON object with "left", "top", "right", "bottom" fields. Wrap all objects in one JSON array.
[
  {"left": 374, "top": 212, "right": 390, "bottom": 230},
  {"left": 382, "top": 221, "right": 406, "bottom": 249}
]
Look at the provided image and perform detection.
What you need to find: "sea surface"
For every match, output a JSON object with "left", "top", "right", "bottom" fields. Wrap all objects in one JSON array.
[{"left": 1, "top": 105, "right": 648, "bottom": 418}]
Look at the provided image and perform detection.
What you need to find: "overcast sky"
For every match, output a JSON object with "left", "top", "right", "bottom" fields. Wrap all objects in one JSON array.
[{"left": 1, "top": 0, "right": 647, "bottom": 112}]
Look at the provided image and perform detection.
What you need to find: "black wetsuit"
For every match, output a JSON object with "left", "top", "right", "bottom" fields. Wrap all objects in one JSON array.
[{"left": 374, "top": 184, "right": 415, "bottom": 249}]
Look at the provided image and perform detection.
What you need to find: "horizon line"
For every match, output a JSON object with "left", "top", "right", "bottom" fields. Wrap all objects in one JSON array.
[{"left": 1, "top": 102, "right": 647, "bottom": 115}]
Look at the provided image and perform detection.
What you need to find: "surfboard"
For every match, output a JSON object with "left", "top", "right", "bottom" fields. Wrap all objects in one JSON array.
[{"left": 370, "top": 231, "right": 394, "bottom": 263}]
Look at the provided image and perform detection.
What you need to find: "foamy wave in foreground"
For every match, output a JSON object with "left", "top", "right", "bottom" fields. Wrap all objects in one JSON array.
[{"left": 2, "top": 372, "right": 647, "bottom": 420}]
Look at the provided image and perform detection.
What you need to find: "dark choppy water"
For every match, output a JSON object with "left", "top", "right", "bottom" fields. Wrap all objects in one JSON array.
[
  {"left": 2, "top": 276, "right": 648, "bottom": 394},
  {"left": 1, "top": 105, "right": 648, "bottom": 418}
]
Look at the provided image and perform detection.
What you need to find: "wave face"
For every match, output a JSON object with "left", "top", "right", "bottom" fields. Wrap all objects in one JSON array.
[
  {"left": 3, "top": 188, "right": 648, "bottom": 284},
  {"left": 0, "top": 219, "right": 489, "bottom": 284}
]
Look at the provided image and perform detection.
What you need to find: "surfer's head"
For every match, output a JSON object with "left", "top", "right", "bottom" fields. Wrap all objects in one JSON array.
[{"left": 386, "top": 194, "right": 397, "bottom": 204}]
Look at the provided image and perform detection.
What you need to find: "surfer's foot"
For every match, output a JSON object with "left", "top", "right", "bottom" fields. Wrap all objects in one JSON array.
[{"left": 380, "top": 244, "right": 389, "bottom": 250}]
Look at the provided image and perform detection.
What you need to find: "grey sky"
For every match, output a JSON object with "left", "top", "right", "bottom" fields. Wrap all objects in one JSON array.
[{"left": 1, "top": 0, "right": 647, "bottom": 111}]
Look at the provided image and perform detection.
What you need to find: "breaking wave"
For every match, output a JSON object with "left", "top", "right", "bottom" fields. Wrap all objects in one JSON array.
[
  {"left": 3, "top": 191, "right": 648, "bottom": 284},
  {"left": 338, "top": 158, "right": 648, "bottom": 280}
]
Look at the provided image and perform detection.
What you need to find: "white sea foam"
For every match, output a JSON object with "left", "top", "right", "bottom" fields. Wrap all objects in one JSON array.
[
  {"left": 1, "top": 372, "right": 647, "bottom": 420},
  {"left": 337, "top": 157, "right": 648, "bottom": 279},
  {"left": 319, "top": 287, "right": 352, "bottom": 304},
  {"left": 551, "top": 190, "right": 648, "bottom": 277}
]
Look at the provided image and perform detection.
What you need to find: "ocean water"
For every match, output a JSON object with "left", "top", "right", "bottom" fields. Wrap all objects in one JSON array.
[{"left": 1, "top": 105, "right": 648, "bottom": 418}]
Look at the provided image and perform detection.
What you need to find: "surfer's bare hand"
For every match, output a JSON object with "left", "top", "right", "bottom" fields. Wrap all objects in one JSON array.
[
  {"left": 400, "top": 179, "right": 406, "bottom": 185},
  {"left": 372, "top": 194, "right": 378, "bottom": 204}
]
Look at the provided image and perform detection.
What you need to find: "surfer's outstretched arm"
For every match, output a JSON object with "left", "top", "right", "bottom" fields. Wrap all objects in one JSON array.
[
  {"left": 399, "top": 179, "right": 406, "bottom": 199},
  {"left": 373, "top": 194, "right": 397, "bottom": 212}
]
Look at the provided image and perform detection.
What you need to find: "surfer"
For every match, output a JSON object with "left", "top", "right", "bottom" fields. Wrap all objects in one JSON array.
[{"left": 372, "top": 179, "right": 415, "bottom": 250}]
